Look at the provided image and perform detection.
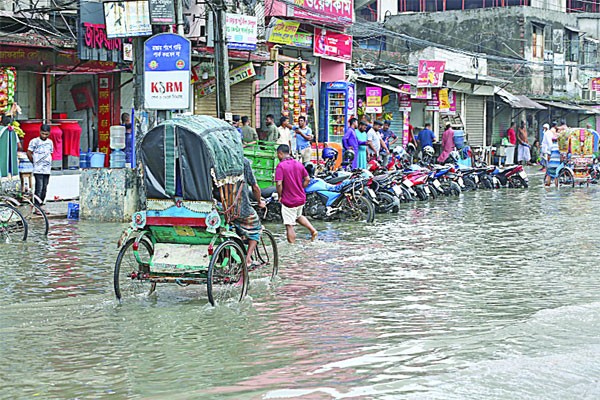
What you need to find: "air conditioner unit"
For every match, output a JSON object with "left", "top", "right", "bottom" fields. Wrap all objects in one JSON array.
[{"left": 583, "top": 89, "right": 597, "bottom": 101}]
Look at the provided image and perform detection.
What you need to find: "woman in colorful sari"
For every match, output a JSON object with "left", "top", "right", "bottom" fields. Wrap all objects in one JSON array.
[{"left": 356, "top": 121, "right": 369, "bottom": 169}]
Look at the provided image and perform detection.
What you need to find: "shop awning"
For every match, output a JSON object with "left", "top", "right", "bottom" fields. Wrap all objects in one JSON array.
[
  {"left": 495, "top": 87, "right": 546, "bottom": 110},
  {"left": 580, "top": 105, "right": 600, "bottom": 115},
  {"left": 536, "top": 100, "right": 587, "bottom": 112},
  {"left": 356, "top": 76, "right": 402, "bottom": 93},
  {"left": 445, "top": 71, "right": 510, "bottom": 85},
  {"left": 389, "top": 75, "right": 418, "bottom": 86}
]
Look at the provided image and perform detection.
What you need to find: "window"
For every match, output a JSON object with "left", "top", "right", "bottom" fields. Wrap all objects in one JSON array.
[
  {"left": 532, "top": 25, "right": 544, "bottom": 60},
  {"left": 565, "top": 29, "right": 579, "bottom": 62},
  {"left": 583, "top": 40, "right": 598, "bottom": 65}
]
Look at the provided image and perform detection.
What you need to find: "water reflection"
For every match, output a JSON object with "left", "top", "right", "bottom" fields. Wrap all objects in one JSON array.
[{"left": 2, "top": 169, "right": 600, "bottom": 399}]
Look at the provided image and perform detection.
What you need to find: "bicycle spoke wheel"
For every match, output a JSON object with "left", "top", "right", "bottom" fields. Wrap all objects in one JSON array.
[
  {"left": 17, "top": 201, "right": 49, "bottom": 237},
  {"left": 0, "top": 204, "right": 28, "bottom": 242},
  {"left": 250, "top": 229, "right": 279, "bottom": 282},
  {"left": 114, "top": 237, "right": 154, "bottom": 301},
  {"left": 207, "top": 240, "right": 248, "bottom": 306}
]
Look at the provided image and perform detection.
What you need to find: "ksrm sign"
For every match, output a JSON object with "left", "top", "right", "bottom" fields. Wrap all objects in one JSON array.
[{"left": 144, "top": 33, "right": 191, "bottom": 109}]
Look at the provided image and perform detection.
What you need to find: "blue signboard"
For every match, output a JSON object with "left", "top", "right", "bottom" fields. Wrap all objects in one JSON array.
[{"left": 144, "top": 33, "right": 191, "bottom": 109}]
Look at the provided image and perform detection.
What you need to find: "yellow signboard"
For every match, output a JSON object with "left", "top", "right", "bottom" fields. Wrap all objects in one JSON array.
[{"left": 268, "top": 18, "right": 300, "bottom": 45}]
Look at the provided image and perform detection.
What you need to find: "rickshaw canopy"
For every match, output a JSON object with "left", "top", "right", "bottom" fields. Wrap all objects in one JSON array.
[
  {"left": 141, "top": 115, "right": 244, "bottom": 202},
  {"left": 558, "top": 128, "right": 600, "bottom": 157},
  {"left": 0, "top": 125, "right": 19, "bottom": 179}
]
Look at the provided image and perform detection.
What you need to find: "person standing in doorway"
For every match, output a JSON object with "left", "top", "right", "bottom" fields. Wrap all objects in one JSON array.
[
  {"left": 540, "top": 123, "right": 551, "bottom": 170},
  {"left": 265, "top": 114, "right": 280, "bottom": 143},
  {"left": 417, "top": 123, "right": 435, "bottom": 152},
  {"left": 241, "top": 116, "right": 258, "bottom": 145},
  {"left": 27, "top": 124, "right": 53, "bottom": 206},
  {"left": 294, "top": 116, "right": 314, "bottom": 163},
  {"left": 232, "top": 115, "right": 243, "bottom": 138},
  {"left": 275, "top": 144, "right": 318, "bottom": 243},
  {"left": 438, "top": 122, "right": 455, "bottom": 163},
  {"left": 517, "top": 121, "right": 531, "bottom": 165},
  {"left": 507, "top": 122, "right": 517, "bottom": 145}
]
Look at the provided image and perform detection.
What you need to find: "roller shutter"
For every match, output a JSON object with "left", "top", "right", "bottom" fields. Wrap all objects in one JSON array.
[
  {"left": 194, "top": 79, "right": 254, "bottom": 121},
  {"left": 465, "top": 94, "right": 485, "bottom": 147}
]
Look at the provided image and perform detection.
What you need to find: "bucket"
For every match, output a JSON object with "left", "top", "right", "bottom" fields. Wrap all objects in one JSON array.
[{"left": 89, "top": 152, "right": 106, "bottom": 168}]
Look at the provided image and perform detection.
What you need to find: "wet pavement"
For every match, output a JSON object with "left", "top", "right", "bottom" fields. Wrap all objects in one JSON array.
[{"left": 2, "top": 168, "right": 600, "bottom": 399}]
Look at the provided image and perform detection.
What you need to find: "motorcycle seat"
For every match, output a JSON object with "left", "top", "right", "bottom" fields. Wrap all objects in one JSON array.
[{"left": 325, "top": 176, "right": 348, "bottom": 184}]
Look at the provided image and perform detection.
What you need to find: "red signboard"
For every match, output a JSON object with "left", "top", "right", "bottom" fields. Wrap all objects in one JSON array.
[
  {"left": 399, "top": 84, "right": 411, "bottom": 112},
  {"left": 83, "top": 23, "right": 123, "bottom": 51},
  {"left": 0, "top": 46, "right": 117, "bottom": 72},
  {"left": 417, "top": 60, "right": 446, "bottom": 88},
  {"left": 313, "top": 28, "right": 352, "bottom": 64},
  {"left": 425, "top": 88, "right": 440, "bottom": 111},
  {"left": 291, "top": 0, "right": 353, "bottom": 25},
  {"left": 590, "top": 77, "right": 600, "bottom": 92},
  {"left": 97, "top": 74, "right": 112, "bottom": 165}
]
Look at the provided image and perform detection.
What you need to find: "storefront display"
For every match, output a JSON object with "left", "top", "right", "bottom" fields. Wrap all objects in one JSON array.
[
  {"left": 319, "top": 81, "right": 356, "bottom": 143},
  {"left": 0, "top": 67, "right": 16, "bottom": 113},
  {"left": 281, "top": 62, "right": 308, "bottom": 125}
]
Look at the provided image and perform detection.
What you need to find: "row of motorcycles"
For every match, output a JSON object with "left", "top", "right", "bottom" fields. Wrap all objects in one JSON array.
[{"left": 251, "top": 146, "right": 529, "bottom": 223}]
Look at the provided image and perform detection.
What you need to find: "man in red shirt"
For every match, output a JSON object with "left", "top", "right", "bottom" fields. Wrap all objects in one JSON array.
[
  {"left": 275, "top": 144, "right": 318, "bottom": 243},
  {"left": 507, "top": 122, "right": 517, "bottom": 145}
]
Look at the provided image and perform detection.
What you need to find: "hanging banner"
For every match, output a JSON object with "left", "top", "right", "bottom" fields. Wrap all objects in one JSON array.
[
  {"left": 411, "top": 87, "right": 431, "bottom": 100},
  {"left": 226, "top": 14, "right": 257, "bottom": 50},
  {"left": 399, "top": 84, "right": 411, "bottom": 112},
  {"left": 403, "top": 111, "right": 410, "bottom": 146},
  {"left": 97, "top": 74, "right": 111, "bottom": 164},
  {"left": 103, "top": 1, "right": 152, "bottom": 38},
  {"left": 290, "top": 32, "right": 313, "bottom": 49},
  {"left": 441, "top": 91, "right": 456, "bottom": 115},
  {"left": 438, "top": 88, "right": 449, "bottom": 112},
  {"left": 267, "top": 18, "right": 300, "bottom": 45},
  {"left": 590, "top": 77, "right": 600, "bottom": 92},
  {"left": 425, "top": 89, "right": 440, "bottom": 111},
  {"left": 144, "top": 33, "right": 191, "bottom": 109},
  {"left": 313, "top": 28, "right": 352, "bottom": 64},
  {"left": 195, "top": 62, "right": 256, "bottom": 97},
  {"left": 417, "top": 60, "right": 446, "bottom": 88},
  {"left": 365, "top": 87, "right": 382, "bottom": 113}
]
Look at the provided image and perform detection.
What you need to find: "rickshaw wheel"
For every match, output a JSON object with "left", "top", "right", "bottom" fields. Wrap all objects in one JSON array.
[
  {"left": 250, "top": 229, "right": 279, "bottom": 282},
  {"left": 558, "top": 168, "right": 575, "bottom": 188},
  {"left": 0, "top": 204, "right": 28, "bottom": 242},
  {"left": 17, "top": 200, "right": 49, "bottom": 237},
  {"left": 207, "top": 240, "right": 248, "bottom": 306},
  {"left": 114, "top": 237, "right": 154, "bottom": 301}
]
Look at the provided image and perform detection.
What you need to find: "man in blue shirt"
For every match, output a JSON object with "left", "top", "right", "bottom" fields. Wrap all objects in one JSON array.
[
  {"left": 380, "top": 120, "right": 398, "bottom": 147},
  {"left": 342, "top": 117, "right": 367, "bottom": 169},
  {"left": 417, "top": 123, "right": 435, "bottom": 150},
  {"left": 294, "top": 116, "right": 313, "bottom": 163}
]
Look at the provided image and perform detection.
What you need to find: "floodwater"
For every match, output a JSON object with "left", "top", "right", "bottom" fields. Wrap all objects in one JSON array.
[{"left": 2, "top": 168, "right": 600, "bottom": 399}]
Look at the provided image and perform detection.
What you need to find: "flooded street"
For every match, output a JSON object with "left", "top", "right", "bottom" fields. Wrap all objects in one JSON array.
[{"left": 2, "top": 168, "right": 600, "bottom": 399}]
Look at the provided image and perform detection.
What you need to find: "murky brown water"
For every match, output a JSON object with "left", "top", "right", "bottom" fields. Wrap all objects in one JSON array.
[{"left": 2, "top": 168, "right": 600, "bottom": 399}]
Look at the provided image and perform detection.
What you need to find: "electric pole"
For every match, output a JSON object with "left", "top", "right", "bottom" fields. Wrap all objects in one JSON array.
[{"left": 214, "top": 0, "right": 231, "bottom": 118}]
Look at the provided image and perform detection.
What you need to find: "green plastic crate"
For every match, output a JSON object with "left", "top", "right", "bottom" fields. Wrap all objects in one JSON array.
[{"left": 244, "top": 141, "right": 279, "bottom": 188}]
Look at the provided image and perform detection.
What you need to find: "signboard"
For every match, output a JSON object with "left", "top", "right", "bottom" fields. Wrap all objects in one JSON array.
[
  {"left": 313, "top": 28, "right": 352, "bottom": 64},
  {"left": 268, "top": 18, "right": 300, "bottom": 44},
  {"left": 438, "top": 88, "right": 449, "bottom": 112},
  {"left": 226, "top": 14, "right": 257, "bottom": 50},
  {"left": 399, "top": 84, "right": 411, "bottom": 112},
  {"left": 365, "top": 87, "right": 382, "bottom": 113},
  {"left": 403, "top": 112, "right": 409, "bottom": 146},
  {"left": 98, "top": 74, "right": 112, "bottom": 162},
  {"left": 104, "top": 1, "right": 152, "bottom": 38},
  {"left": 149, "top": 0, "right": 176, "bottom": 24},
  {"left": 195, "top": 62, "right": 256, "bottom": 98},
  {"left": 417, "top": 60, "right": 446, "bottom": 88},
  {"left": 425, "top": 89, "right": 440, "bottom": 111},
  {"left": 78, "top": 0, "right": 129, "bottom": 63},
  {"left": 291, "top": 0, "right": 353, "bottom": 25},
  {"left": 441, "top": 91, "right": 456, "bottom": 115},
  {"left": 144, "top": 33, "right": 191, "bottom": 109},
  {"left": 590, "top": 78, "right": 600, "bottom": 92},
  {"left": 347, "top": 83, "right": 356, "bottom": 117},
  {"left": 290, "top": 32, "right": 313, "bottom": 49},
  {"left": 411, "top": 87, "right": 431, "bottom": 100}
]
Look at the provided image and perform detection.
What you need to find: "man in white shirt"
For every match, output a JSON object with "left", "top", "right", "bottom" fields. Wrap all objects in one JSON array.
[
  {"left": 277, "top": 116, "right": 293, "bottom": 150},
  {"left": 540, "top": 123, "right": 553, "bottom": 170},
  {"left": 366, "top": 120, "right": 389, "bottom": 162}
]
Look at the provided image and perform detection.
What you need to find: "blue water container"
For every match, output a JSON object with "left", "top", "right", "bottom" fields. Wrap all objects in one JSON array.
[
  {"left": 67, "top": 202, "right": 79, "bottom": 219},
  {"left": 110, "top": 149, "right": 126, "bottom": 168},
  {"left": 454, "top": 130, "right": 466, "bottom": 148},
  {"left": 79, "top": 150, "right": 89, "bottom": 168},
  {"left": 89, "top": 152, "right": 106, "bottom": 168}
]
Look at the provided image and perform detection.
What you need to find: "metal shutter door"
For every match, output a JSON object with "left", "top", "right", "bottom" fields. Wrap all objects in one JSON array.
[
  {"left": 193, "top": 80, "right": 253, "bottom": 120},
  {"left": 465, "top": 95, "right": 485, "bottom": 146}
]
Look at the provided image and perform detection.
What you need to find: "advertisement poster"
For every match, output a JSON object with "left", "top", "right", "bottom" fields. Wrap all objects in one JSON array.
[
  {"left": 291, "top": 32, "right": 313, "bottom": 48},
  {"left": 148, "top": 0, "right": 175, "bottom": 24},
  {"left": 590, "top": 77, "right": 600, "bottom": 92},
  {"left": 441, "top": 91, "right": 456, "bottom": 115},
  {"left": 438, "top": 88, "right": 449, "bottom": 112},
  {"left": 411, "top": 86, "right": 431, "bottom": 100},
  {"left": 417, "top": 60, "right": 446, "bottom": 88},
  {"left": 226, "top": 14, "right": 257, "bottom": 50},
  {"left": 313, "top": 28, "right": 352, "bottom": 64},
  {"left": 103, "top": 1, "right": 152, "bottom": 38},
  {"left": 282, "top": 62, "right": 308, "bottom": 124},
  {"left": 144, "top": 33, "right": 191, "bottom": 109},
  {"left": 291, "top": 0, "right": 353, "bottom": 25},
  {"left": 403, "top": 111, "right": 410, "bottom": 146},
  {"left": 195, "top": 62, "right": 256, "bottom": 96},
  {"left": 268, "top": 19, "right": 300, "bottom": 45},
  {"left": 365, "top": 86, "right": 382, "bottom": 113},
  {"left": 425, "top": 89, "right": 440, "bottom": 111},
  {"left": 399, "top": 84, "right": 411, "bottom": 112},
  {"left": 97, "top": 74, "right": 111, "bottom": 163}
]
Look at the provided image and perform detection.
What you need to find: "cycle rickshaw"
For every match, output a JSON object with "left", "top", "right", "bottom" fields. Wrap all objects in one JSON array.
[{"left": 114, "top": 116, "right": 278, "bottom": 305}]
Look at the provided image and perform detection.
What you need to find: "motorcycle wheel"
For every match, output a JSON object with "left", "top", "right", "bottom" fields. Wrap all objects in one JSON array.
[
  {"left": 399, "top": 186, "right": 413, "bottom": 202},
  {"left": 342, "top": 194, "right": 374, "bottom": 223},
  {"left": 427, "top": 184, "right": 438, "bottom": 200},
  {"left": 511, "top": 176, "right": 529, "bottom": 189},
  {"left": 415, "top": 186, "right": 428, "bottom": 201},
  {"left": 481, "top": 176, "right": 493, "bottom": 189},
  {"left": 376, "top": 192, "right": 399, "bottom": 213},
  {"left": 450, "top": 181, "right": 461, "bottom": 196},
  {"left": 463, "top": 177, "right": 477, "bottom": 191}
]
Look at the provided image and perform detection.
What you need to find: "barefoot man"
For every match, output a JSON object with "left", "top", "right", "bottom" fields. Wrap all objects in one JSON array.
[{"left": 275, "top": 144, "right": 318, "bottom": 243}]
